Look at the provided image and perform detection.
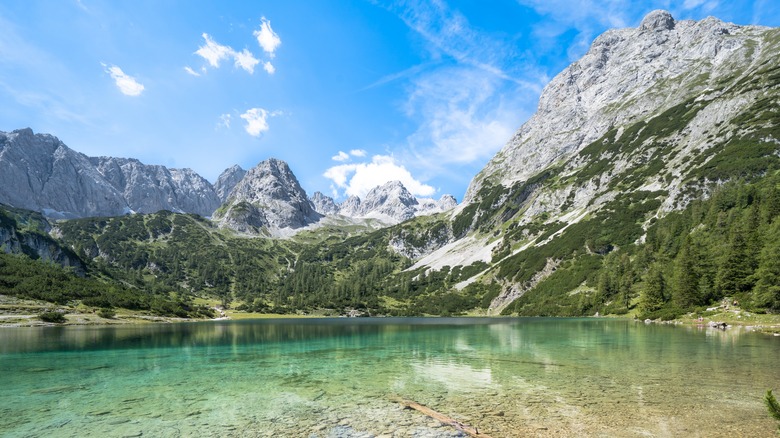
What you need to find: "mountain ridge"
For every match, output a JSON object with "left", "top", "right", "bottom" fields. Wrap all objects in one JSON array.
[{"left": 0, "top": 128, "right": 456, "bottom": 232}]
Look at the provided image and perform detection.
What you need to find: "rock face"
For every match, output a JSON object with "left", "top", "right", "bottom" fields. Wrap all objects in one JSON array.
[
  {"left": 310, "top": 191, "right": 340, "bottom": 216},
  {"left": 0, "top": 128, "right": 221, "bottom": 218},
  {"left": 89, "top": 157, "right": 220, "bottom": 217},
  {"left": 214, "top": 158, "right": 321, "bottom": 233},
  {"left": 331, "top": 181, "right": 458, "bottom": 224},
  {"left": 338, "top": 196, "right": 363, "bottom": 217},
  {"left": 356, "top": 181, "right": 419, "bottom": 222},
  {"left": 0, "top": 206, "right": 85, "bottom": 274},
  {"left": 214, "top": 165, "right": 246, "bottom": 203},
  {"left": 465, "top": 10, "right": 772, "bottom": 202},
  {"left": 0, "top": 129, "right": 128, "bottom": 218}
]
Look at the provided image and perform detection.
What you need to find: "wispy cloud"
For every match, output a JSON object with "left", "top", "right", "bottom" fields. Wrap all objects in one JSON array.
[
  {"left": 370, "top": 1, "right": 542, "bottom": 185},
  {"left": 102, "top": 63, "right": 144, "bottom": 96},
  {"left": 217, "top": 113, "right": 231, "bottom": 129},
  {"left": 324, "top": 155, "right": 435, "bottom": 198},
  {"left": 254, "top": 17, "right": 281, "bottom": 57},
  {"left": 184, "top": 66, "right": 201, "bottom": 76},
  {"left": 195, "top": 33, "right": 261, "bottom": 74}
]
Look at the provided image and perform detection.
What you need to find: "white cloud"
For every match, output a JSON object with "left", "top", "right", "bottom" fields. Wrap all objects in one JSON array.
[
  {"left": 401, "top": 65, "right": 534, "bottom": 179},
  {"left": 324, "top": 155, "right": 435, "bottom": 198},
  {"left": 102, "top": 63, "right": 144, "bottom": 96},
  {"left": 217, "top": 113, "right": 231, "bottom": 129},
  {"left": 195, "top": 33, "right": 233, "bottom": 68},
  {"left": 240, "top": 108, "right": 270, "bottom": 137},
  {"left": 184, "top": 66, "right": 201, "bottom": 76},
  {"left": 332, "top": 151, "right": 350, "bottom": 162},
  {"left": 350, "top": 149, "right": 367, "bottom": 157},
  {"left": 263, "top": 61, "right": 275, "bottom": 74},
  {"left": 233, "top": 48, "right": 260, "bottom": 74},
  {"left": 378, "top": 1, "right": 541, "bottom": 188},
  {"left": 195, "top": 34, "right": 261, "bottom": 74},
  {"left": 254, "top": 17, "right": 281, "bottom": 57}
]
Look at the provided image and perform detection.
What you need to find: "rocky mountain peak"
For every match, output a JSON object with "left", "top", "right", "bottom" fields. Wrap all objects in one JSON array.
[
  {"left": 89, "top": 156, "right": 220, "bottom": 217},
  {"left": 310, "top": 191, "right": 340, "bottom": 216},
  {"left": 640, "top": 9, "right": 675, "bottom": 32},
  {"left": 0, "top": 128, "right": 223, "bottom": 218},
  {"left": 464, "top": 10, "right": 770, "bottom": 203},
  {"left": 214, "top": 158, "right": 321, "bottom": 233},
  {"left": 214, "top": 164, "right": 246, "bottom": 203},
  {"left": 332, "top": 181, "right": 456, "bottom": 224}
]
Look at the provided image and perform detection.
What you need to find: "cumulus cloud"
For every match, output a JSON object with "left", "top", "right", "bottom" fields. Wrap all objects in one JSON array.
[
  {"left": 195, "top": 33, "right": 233, "bottom": 68},
  {"left": 240, "top": 108, "right": 271, "bottom": 137},
  {"left": 332, "top": 151, "right": 350, "bottom": 162},
  {"left": 195, "top": 33, "right": 261, "bottom": 74},
  {"left": 263, "top": 61, "right": 275, "bottom": 74},
  {"left": 350, "top": 149, "right": 367, "bottom": 157},
  {"left": 254, "top": 17, "right": 281, "bottom": 57},
  {"left": 102, "top": 63, "right": 144, "bottom": 96},
  {"left": 233, "top": 48, "right": 260, "bottom": 74},
  {"left": 184, "top": 66, "right": 201, "bottom": 76},
  {"left": 324, "top": 155, "right": 435, "bottom": 198}
]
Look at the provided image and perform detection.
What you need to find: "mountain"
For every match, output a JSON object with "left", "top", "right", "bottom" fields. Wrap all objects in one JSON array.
[
  {"left": 213, "top": 158, "right": 322, "bottom": 234},
  {"left": 310, "top": 191, "right": 340, "bottom": 216},
  {"left": 0, "top": 128, "right": 220, "bottom": 218},
  {"left": 214, "top": 165, "right": 247, "bottom": 203},
  {"left": 310, "top": 182, "right": 458, "bottom": 224},
  {"left": 413, "top": 10, "right": 780, "bottom": 313},
  {"left": 89, "top": 157, "right": 219, "bottom": 217},
  {"left": 0, "top": 128, "right": 128, "bottom": 218},
  {"left": 467, "top": 10, "right": 774, "bottom": 203},
  {"left": 0, "top": 127, "right": 456, "bottom": 234}
]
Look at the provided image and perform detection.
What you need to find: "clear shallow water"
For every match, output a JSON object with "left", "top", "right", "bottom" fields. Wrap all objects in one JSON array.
[{"left": 1, "top": 318, "right": 778, "bottom": 437}]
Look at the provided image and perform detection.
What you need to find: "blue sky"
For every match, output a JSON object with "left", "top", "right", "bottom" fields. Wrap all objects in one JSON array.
[{"left": 1, "top": 1, "right": 779, "bottom": 201}]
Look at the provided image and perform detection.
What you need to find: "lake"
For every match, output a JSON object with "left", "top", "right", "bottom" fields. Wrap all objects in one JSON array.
[{"left": 1, "top": 317, "right": 778, "bottom": 437}]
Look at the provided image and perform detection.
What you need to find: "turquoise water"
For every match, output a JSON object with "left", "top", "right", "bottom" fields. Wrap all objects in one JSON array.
[{"left": 1, "top": 318, "right": 778, "bottom": 437}]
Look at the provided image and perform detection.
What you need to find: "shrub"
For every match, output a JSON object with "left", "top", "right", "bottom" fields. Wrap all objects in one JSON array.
[
  {"left": 98, "top": 308, "right": 116, "bottom": 319},
  {"left": 39, "top": 310, "right": 67, "bottom": 323}
]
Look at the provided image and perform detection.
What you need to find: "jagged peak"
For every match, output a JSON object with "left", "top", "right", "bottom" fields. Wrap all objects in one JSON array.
[{"left": 221, "top": 164, "right": 245, "bottom": 173}]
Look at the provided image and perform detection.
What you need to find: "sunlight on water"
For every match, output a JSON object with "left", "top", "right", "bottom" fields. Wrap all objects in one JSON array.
[{"left": 0, "top": 318, "right": 778, "bottom": 437}]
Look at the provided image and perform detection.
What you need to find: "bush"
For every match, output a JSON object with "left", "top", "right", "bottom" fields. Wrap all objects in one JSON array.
[
  {"left": 98, "top": 308, "right": 116, "bottom": 319},
  {"left": 39, "top": 310, "right": 67, "bottom": 323}
]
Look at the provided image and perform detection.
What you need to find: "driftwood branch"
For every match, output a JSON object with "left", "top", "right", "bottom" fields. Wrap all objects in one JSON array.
[{"left": 390, "top": 396, "right": 493, "bottom": 438}]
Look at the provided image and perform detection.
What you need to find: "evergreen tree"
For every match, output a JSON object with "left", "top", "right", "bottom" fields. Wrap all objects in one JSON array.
[
  {"left": 639, "top": 264, "right": 666, "bottom": 314},
  {"left": 673, "top": 236, "right": 702, "bottom": 308},
  {"left": 716, "top": 224, "right": 754, "bottom": 298},
  {"left": 753, "top": 220, "right": 780, "bottom": 311}
]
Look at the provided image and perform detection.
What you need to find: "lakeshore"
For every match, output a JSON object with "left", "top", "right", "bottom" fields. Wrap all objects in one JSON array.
[{"left": 3, "top": 294, "right": 780, "bottom": 337}]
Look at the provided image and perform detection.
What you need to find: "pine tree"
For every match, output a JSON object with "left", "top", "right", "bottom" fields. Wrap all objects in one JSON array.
[
  {"left": 765, "top": 390, "right": 780, "bottom": 431},
  {"left": 639, "top": 264, "right": 666, "bottom": 314},
  {"left": 673, "top": 236, "right": 701, "bottom": 308},
  {"left": 753, "top": 220, "right": 780, "bottom": 311},
  {"left": 716, "top": 224, "right": 754, "bottom": 298}
]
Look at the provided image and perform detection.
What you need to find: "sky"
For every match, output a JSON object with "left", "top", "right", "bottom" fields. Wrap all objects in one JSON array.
[{"left": 1, "top": 1, "right": 779, "bottom": 202}]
